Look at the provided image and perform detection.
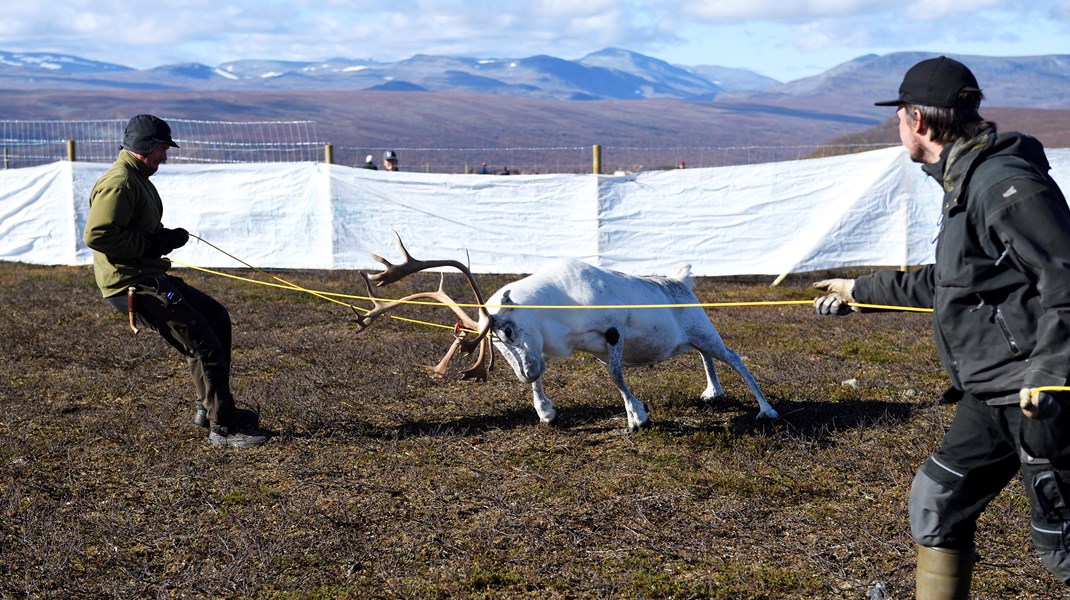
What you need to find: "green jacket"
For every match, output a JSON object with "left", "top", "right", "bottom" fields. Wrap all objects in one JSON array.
[{"left": 84, "top": 150, "right": 172, "bottom": 298}]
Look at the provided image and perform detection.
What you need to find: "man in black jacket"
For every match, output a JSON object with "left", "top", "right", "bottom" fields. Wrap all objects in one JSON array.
[{"left": 813, "top": 57, "right": 1070, "bottom": 596}]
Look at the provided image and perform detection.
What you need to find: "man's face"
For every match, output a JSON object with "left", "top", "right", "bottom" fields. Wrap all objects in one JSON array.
[
  {"left": 384, "top": 159, "right": 398, "bottom": 171},
  {"left": 896, "top": 105, "right": 926, "bottom": 164},
  {"left": 137, "top": 143, "right": 171, "bottom": 175}
]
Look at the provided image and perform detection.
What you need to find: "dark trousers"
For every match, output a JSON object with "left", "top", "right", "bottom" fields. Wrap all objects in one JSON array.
[
  {"left": 909, "top": 394, "right": 1070, "bottom": 581},
  {"left": 107, "top": 275, "right": 239, "bottom": 427}
]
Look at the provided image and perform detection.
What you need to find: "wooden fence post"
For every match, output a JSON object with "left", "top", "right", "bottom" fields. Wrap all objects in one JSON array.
[
  {"left": 324, "top": 143, "right": 333, "bottom": 164},
  {"left": 67, "top": 140, "right": 76, "bottom": 162},
  {"left": 592, "top": 144, "right": 602, "bottom": 174}
]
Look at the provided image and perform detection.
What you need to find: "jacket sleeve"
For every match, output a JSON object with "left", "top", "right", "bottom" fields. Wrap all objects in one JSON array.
[
  {"left": 83, "top": 182, "right": 154, "bottom": 259},
  {"left": 851, "top": 265, "right": 936, "bottom": 310}
]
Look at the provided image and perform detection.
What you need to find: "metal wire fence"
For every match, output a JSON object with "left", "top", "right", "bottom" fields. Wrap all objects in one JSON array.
[
  {"left": 0, "top": 119, "right": 323, "bottom": 168},
  {"left": 327, "top": 143, "right": 899, "bottom": 174},
  {"left": 0, "top": 119, "right": 895, "bottom": 172}
]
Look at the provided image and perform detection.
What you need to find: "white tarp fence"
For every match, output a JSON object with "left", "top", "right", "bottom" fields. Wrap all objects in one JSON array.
[{"left": 4, "top": 147, "right": 1070, "bottom": 275}]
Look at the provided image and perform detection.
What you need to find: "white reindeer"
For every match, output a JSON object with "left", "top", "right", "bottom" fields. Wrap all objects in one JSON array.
[{"left": 355, "top": 234, "right": 778, "bottom": 432}]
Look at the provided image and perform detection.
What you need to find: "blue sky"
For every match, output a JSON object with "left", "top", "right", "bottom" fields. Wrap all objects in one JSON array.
[{"left": 4, "top": 1, "right": 1070, "bottom": 82}]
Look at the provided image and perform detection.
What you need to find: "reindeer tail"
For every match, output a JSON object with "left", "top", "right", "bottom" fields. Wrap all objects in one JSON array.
[{"left": 669, "top": 263, "right": 694, "bottom": 289}]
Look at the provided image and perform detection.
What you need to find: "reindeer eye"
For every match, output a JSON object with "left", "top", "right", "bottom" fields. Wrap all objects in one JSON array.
[{"left": 500, "top": 325, "right": 513, "bottom": 342}]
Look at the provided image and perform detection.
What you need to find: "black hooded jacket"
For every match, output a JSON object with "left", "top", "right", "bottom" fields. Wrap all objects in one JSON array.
[{"left": 853, "top": 127, "right": 1070, "bottom": 404}]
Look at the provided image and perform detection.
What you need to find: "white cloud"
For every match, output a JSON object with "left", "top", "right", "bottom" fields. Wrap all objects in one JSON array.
[
  {"left": 679, "top": 0, "right": 888, "bottom": 21},
  {"left": 532, "top": 0, "right": 625, "bottom": 18},
  {"left": 903, "top": 0, "right": 1006, "bottom": 20}
]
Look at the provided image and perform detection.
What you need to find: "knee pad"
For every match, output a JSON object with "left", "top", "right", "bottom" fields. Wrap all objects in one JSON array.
[
  {"left": 1031, "top": 469, "right": 1070, "bottom": 582},
  {"left": 1033, "top": 470, "right": 1070, "bottom": 518},
  {"left": 1037, "top": 548, "right": 1070, "bottom": 583},
  {"left": 909, "top": 461, "right": 960, "bottom": 548}
]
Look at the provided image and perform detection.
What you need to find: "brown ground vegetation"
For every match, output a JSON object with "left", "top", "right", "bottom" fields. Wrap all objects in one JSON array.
[{"left": 0, "top": 262, "right": 1058, "bottom": 598}]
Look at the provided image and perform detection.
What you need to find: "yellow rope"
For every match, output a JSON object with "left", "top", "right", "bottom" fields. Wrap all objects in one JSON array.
[
  {"left": 169, "top": 237, "right": 937, "bottom": 316},
  {"left": 174, "top": 236, "right": 354, "bottom": 309},
  {"left": 1030, "top": 386, "right": 1070, "bottom": 397}
]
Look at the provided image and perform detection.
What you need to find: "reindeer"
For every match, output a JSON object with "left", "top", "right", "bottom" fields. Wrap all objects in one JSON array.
[{"left": 355, "top": 233, "right": 779, "bottom": 432}]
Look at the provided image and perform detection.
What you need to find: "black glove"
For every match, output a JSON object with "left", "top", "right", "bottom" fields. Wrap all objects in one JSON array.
[{"left": 143, "top": 227, "right": 189, "bottom": 257}]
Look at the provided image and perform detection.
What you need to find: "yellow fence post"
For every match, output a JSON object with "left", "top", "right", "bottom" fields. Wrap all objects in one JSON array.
[
  {"left": 324, "top": 143, "right": 333, "bottom": 164},
  {"left": 67, "top": 139, "right": 76, "bottom": 162},
  {"left": 592, "top": 144, "right": 602, "bottom": 174}
]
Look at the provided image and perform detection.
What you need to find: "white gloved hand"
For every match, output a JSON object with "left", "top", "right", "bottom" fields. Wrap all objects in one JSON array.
[
  {"left": 1021, "top": 388, "right": 1063, "bottom": 420},
  {"left": 812, "top": 278, "right": 856, "bottom": 316}
]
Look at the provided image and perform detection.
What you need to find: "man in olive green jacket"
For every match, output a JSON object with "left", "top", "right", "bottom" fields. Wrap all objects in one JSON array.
[{"left": 84, "top": 114, "right": 268, "bottom": 448}]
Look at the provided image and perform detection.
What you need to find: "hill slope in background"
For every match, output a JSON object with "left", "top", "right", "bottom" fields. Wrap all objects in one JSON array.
[
  {"left": 824, "top": 106, "right": 1070, "bottom": 151},
  {"left": 0, "top": 88, "right": 887, "bottom": 168},
  {"left": 5, "top": 89, "right": 1070, "bottom": 166}
]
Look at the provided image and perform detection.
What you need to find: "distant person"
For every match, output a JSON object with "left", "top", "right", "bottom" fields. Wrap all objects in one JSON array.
[
  {"left": 83, "top": 114, "right": 268, "bottom": 449},
  {"left": 677, "top": 160, "right": 686, "bottom": 169},
  {"left": 478, "top": 161, "right": 489, "bottom": 175},
  {"left": 383, "top": 150, "right": 399, "bottom": 171},
  {"left": 361, "top": 154, "right": 378, "bottom": 170},
  {"left": 498, "top": 166, "right": 510, "bottom": 175},
  {"left": 812, "top": 57, "right": 1070, "bottom": 595}
]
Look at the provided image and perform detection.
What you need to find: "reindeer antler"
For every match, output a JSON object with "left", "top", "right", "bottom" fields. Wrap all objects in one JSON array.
[
  {"left": 353, "top": 231, "right": 494, "bottom": 381},
  {"left": 352, "top": 271, "right": 477, "bottom": 332}
]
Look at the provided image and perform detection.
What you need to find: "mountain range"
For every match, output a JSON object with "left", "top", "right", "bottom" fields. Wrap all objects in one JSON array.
[
  {"left": 4, "top": 48, "right": 1070, "bottom": 169},
  {"left": 0, "top": 47, "right": 776, "bottom": 101},
  {"left": 5, "top": 47, "right": 1070, "bottom": 111}
]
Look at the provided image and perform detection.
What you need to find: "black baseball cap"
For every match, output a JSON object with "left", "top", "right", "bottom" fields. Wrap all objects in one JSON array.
[
  {"left": 122, "top": 114, "right": 179, "bottom": 155},
  {"left": 875, "top": 56, "right": 980, "bottom": 108}
]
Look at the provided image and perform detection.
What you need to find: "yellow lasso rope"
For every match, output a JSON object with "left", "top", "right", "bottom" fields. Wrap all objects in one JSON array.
[
  {"left": 168, "top": 236, "right": 936, "bottom": 327},
  {"left": 175, "top": 235, "right": 353, "bottom": 308},
  {"left": 1030, "top": 386, "right": 1070, "bottom": 397}
]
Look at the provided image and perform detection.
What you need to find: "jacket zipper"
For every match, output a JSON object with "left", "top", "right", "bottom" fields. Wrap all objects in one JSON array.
[
  {"left": 992, "top": 306, "right": 1021, "bottom": 354},
  {"left": 971, "top": 295, "right": 1022, "bottom": 355}
]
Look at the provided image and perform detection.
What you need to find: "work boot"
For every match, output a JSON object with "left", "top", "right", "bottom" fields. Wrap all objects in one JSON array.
[
  {"left": 194, "top": 404, "right": 208, "bottom": 428},
  {"left": 208, "top": 424, "right": 270, "bottom": 448},
  {"left": 194, "top": 404, "right": 259, "bottom": 429}
]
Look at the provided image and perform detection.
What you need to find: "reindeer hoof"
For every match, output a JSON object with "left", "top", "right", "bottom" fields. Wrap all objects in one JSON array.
[
  {"left": 422, "top": 365, "right": 447, "bottom": 379},
  {"left": 756, "top": 408, "right": 779, "bottom": 421},
  {"left": 538, "top": 412, "right": 558, "bottom": 427},
  {"left": 629, "top": 419, "right": 652, "bottom": 433}
]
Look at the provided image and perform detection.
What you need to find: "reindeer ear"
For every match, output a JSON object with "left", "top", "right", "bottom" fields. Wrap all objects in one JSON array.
[{"left": 501, "top": 290, "right": 514, "bottom": 305}]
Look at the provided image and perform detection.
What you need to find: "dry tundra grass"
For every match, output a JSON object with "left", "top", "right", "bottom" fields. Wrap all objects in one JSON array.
[{"left": 0, "top": 261, "right": 1059, "bottom": 598}]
